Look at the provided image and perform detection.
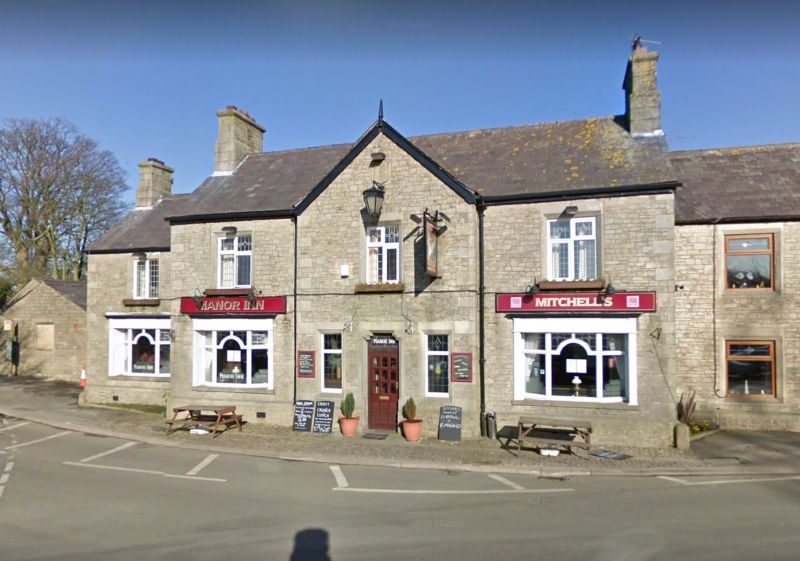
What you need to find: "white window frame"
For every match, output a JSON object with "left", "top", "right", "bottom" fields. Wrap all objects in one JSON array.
[
  {"left": 366, "top": 224, "right": 400, "bottom": 284},
  {"left": 547, "top": 216, "right": 598, "bottom": 281},
  {"left": 513, "top": 317, "right": 637, "bottom": 404},
  {"left": 108, "top": 317, "right": 171, "bottom": 378},
  {"left": 133, "top": 258, "right": 159, "bottom": 299},
  {"left": 217, "top": 234, "right": 252, "bottom": 289},
  {"left": 425, "top": 333, "right": 450, "bottom": 398},
  {"left": 321, "top": 332, "right": 343, "bottom": 394},
  {"left": 192, "top": 318, "right": 273, "bottom": 389}
]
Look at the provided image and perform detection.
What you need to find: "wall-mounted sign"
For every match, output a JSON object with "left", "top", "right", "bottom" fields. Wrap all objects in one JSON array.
[
  {"left": 180, "top": 296, "right": 287, "bottom": 315},
  {"left": 496, "top": 292, "right": 657, "bottom": 313},
  {"left": 370, "top": 335, "right": 398, "bottom": 347},
  {"left": 424, "top": 211, "right": 439, "bottom": 278},
  {"left": 3, "top": 320, "right": 13, "bottom": 332},
  {"left": 451, "top": 352, "right": 473, "bottom": 382},
  {"left": 297, "top": 350, "right": 315, "bottom": 378}
]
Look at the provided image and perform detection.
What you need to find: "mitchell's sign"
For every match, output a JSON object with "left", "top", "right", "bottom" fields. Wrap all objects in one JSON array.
[
  {"left": 180, "top": 296, "right": 287, "bottom": 315},
  {"left": 496, "top": 291, "right": 656, "bottom": 313}
]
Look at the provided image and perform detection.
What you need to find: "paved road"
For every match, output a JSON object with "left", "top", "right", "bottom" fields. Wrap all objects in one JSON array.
[{"left": 2, "top": 418, "right": 799, "bottom": 561}]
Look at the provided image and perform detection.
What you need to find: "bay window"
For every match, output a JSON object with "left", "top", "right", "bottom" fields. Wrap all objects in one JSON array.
[
  {"left": 514, "top": 317, "right": 636, "bottom": 403},
  {"left": 366, "top": 225, "right": 400, "bottom": 284},
  {"left": 192, "top": 318, "right": 272, "bottom": 388},
  {"left": 547, "top": 217, "right": 597, "bottom": 280},
  {"left": 108, "top": 318, "right": 171, "bottom": 377},
  {"left": 218, "top": 234, "right": 252, "bottom": 288}
]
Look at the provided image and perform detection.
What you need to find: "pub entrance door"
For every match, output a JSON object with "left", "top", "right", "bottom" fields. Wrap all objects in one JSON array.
[{"left": 367, "top": 336, "right": 399, "bottom": 431}]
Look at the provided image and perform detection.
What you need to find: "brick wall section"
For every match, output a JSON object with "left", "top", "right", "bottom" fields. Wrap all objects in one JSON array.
[
  {"left": 169, "top": 219, "right": 296, "bottom": 425},
  {"left": 483, "top": 193, "right": 677, "bottom": 447},
  {"left": 0, "top": 283, "right": 86, "bottom": 381},
  {"left": 296, "top": 132, "right": 481, "bottom": 435},
  {"left": 84, "top": 252, "right": 172, "bottom": 406},
  {"left": 675, "top": 223, "right": 800, "bottom": 430}
]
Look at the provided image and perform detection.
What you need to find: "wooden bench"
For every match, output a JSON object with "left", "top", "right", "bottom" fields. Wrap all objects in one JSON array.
[
  {"left": 165, "top": 405, "right": 243, "bottom": 438},
  {"left": 513, "top": 416, "right": 592, "bottom": 454}
]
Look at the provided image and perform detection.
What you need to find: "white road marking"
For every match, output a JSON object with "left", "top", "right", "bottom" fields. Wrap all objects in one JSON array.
[
  {"left": 333, "top": 487, "right": 574, "bottom": 495},
  {"left": 329, "top": 465, "right": 349, "bottom": 488},
  {"left": 658, "top": 474, "right": 800, "bottom": 487},
  {"left": 0, "top": 421, "right": 30, "bottom": 432},
  {"left": 63, "top": 461, "right": 227, "bottom": 483},
  {"left": 0, "top": 474, "right": 8, "bottom": 485},
  {"left": 3, "top": 461, "right": 13, "bottom": 473},
  {"left": 488, "top": 473, "right": 525, "bottom": 490},
  {"left": 0, "top": 485, "right": 4, "bottom": 499},
  {"left": 186, "top": 454, "right": 219, "bottom": 476},
  {"left": 4, "top": 431, "right": 70, "bottom": 450},
  {"left": 78, "top": 441, "right": 137, "bottom": 463}
]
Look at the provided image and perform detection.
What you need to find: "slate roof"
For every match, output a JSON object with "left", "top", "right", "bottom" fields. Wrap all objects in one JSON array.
[
  {"left": 671, "top": 144, "right": 800, "bottom": 224},
  {"left": 42, "top": 280, "right": 87, "bottom": 310},
  {"left": 88, "top": 195, "right": 189, "bottom": 253}
]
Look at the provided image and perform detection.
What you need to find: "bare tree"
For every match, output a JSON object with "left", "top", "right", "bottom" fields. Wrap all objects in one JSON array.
[{"left": 0, "top": 118, "right": 129, "bottom": 285}]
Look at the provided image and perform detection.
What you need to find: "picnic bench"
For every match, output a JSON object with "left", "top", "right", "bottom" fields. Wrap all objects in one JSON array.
[
  {"left": 509, "top": 416, "right": 592, "bottom": 454},
  {"left": 165, "top": 405, "right": 243, "bottom": 438}
]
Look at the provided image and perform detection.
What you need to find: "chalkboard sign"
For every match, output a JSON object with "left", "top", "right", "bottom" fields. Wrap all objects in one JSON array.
[
  {"left": 312, "top": 400, "right": 335, "bottom": 433},
  {"left": 293, "top": 400, "right": 314, "bottom": 431},
  {"left": 297, "top": 350, "right": 315, "bottom": 378},
  {"left": 451, "top": 353, "right": 473, "bottom": 382},
  {"left": 438, "top": 405, "right": 462, "bottom": 442}
]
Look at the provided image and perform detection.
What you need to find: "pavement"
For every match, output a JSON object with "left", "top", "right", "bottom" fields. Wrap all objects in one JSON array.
[{"left": 2, "top": 374, "right": 799, "bottom": 477}]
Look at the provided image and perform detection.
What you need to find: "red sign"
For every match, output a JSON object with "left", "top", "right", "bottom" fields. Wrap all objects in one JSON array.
[
  {"left": 180, "top": 296, "right": 287, "bottom": 315},
  {"left": 496, "top": 292, "right": 656, "bottom": 313}
]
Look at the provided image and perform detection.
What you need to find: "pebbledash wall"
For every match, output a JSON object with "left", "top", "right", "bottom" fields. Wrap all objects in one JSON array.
[
  {"left": 484, "top": 194, "right": 677, "bottom": 447},
  {"left": 675, "top": 223, "right": 800, "bottom": 431}
]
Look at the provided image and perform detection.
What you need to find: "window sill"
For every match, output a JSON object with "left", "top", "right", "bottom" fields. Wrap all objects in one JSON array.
[
  {"left": 538, "top": 279, "right": 606, "bottom": 291},
  {"left": 122, "top": 299, "right": 161, "bottom": 307},
  {"left": 512, "top": 399, "right": 636, "bottom": 411},
  {"left": 355, "top": 283, "right": 405, "bottom": 294},
  {"left": 724, "top": 395, "right": 778, "bottom": 402},
  {"left": 204, "top": 288, "right": 251, "bottom": 296},
  {"left": 110, "top": 374, "right": 170, "bottom": 381},
  {"left": 192, "top": 384, "right": 274, "bottom": 393}
]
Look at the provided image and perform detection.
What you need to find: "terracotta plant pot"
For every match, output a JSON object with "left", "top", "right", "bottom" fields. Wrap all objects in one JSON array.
[
  {"left": 401, "top": 419, "right": 423, "bottom": 442},
  {"left": 339, "top": 416, "right": 360, "bottom": 437}
]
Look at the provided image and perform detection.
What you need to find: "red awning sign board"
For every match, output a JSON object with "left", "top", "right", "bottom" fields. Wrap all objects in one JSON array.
[
  {"left": 180, "top": 296, "right": 287, "bottom": 315},
  {"left": 496, "top": 292, "right": 656, "bottom": 313}
]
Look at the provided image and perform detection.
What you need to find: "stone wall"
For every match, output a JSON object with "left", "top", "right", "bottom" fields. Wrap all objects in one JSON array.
[
  {"left": 296, "top": 132, "right": 481, "bottom": 435},
  {"left": 0, "top": 283, "right": 86, "bottom": 382},
  {"left": 482, "top": 193, "right": 678, "bottom": 447},
  {"left": 675, "top": 223, "right": 800, "bottom": 430},
  {"left": 84, "top": 252, "right": 172, "bottom": 406}
]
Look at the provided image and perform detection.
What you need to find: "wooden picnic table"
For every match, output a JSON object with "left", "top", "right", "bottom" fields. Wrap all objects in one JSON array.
[
  {"left": 513, "top": 416, "right": 592, "bottom": 453},
  {"left": 165, "top": 405, "right": 242, "bottom": 438}
]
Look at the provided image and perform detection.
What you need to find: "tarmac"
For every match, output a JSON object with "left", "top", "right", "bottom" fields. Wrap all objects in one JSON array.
[{"left": 1, "top": 375, "right": 799, "bottom": 478}]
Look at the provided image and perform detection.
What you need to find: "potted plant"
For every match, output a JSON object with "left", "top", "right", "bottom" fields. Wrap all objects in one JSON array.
[
  {"left": 338, "top": 392, "right": 359, "bottom": 437},
  {"left": 401, "top": 397, "right": 423, "bottom": 442}
]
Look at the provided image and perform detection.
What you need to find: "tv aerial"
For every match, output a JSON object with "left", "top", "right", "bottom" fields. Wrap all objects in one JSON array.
[{"left": 630, "top": 35, "right": 662, "bottom": 51}]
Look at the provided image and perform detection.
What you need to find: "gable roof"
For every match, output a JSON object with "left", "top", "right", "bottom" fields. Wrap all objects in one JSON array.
[
  {"left": 2, "top": 279, "right": 86, "bottom": 313},
  {"left": 165, "top": 115, "right": 674, "bottom": 224},
  {"left": 87, "top": 195, "right": 189, "bottom": 254},
  {"left": 671, "top": 144, "right": 800, "bottom": 224}
]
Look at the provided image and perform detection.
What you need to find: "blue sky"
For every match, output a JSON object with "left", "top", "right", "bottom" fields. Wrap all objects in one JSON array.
[{"left": 1, "top": 0, "right": 798, "bottom": 204}]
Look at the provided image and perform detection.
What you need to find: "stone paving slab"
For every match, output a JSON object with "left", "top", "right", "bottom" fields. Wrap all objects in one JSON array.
[{"left": 2, "top": 376, "right": 796, "bottom": 477}]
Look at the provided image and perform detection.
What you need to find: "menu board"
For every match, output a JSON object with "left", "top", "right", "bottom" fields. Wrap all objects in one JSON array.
[
  {"left": 297, "top": 351, "right": 315, "bottom": 378},
  {"left": 451, "top": 353, "right": 473, "bottom": 382},
  {"left": 292, "top": 400, "right": 314, "bottom": 431},
  {"left": 438, "top": 405, "right": 462, "bottom": 442},
  {"left": 312, "top": 400, "right": 335, "bottom": 433}
]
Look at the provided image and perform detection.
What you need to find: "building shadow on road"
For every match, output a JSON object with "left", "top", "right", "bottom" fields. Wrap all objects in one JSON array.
[{"left": 290, "top": 528, "right": 331, "bottom": 561}]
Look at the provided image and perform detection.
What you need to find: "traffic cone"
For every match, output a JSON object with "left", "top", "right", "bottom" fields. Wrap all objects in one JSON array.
[{"left": 79, "top": 366, "right": 87, "bottom": 388}]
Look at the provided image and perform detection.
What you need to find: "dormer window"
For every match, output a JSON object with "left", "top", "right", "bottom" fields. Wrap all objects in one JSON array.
[
  {"left": 218, "top": 234, "right": 252, "bottom": 288},
  {"left": 547, "top": 217, "right": 597, "bottom": 281},
  {"left": 133, "top": 257, "right": 159, "bottom": 299}
]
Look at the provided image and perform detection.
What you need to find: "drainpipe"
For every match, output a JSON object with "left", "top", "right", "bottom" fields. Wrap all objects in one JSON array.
[
  {"left": 292, "top": 215, "right": 298, "bottom": 405},
  {"left": 477, "top": 199, "right": 487, "bottom": 429}
]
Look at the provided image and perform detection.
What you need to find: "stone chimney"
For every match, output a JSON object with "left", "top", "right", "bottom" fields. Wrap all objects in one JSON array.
[
  {"left": 214, "top": 105, "right": 265, "bottom": 174},
  {"left": 136, "top": 158, "right": 173, "bottom": 208},
  {"left": 623, "top": 44, "right": 662, "bottom": 136}
]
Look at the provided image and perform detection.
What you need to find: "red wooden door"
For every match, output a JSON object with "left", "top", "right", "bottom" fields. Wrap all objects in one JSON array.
[{"left": 368, "top": 340, "right": 399, "bottom": 430}]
